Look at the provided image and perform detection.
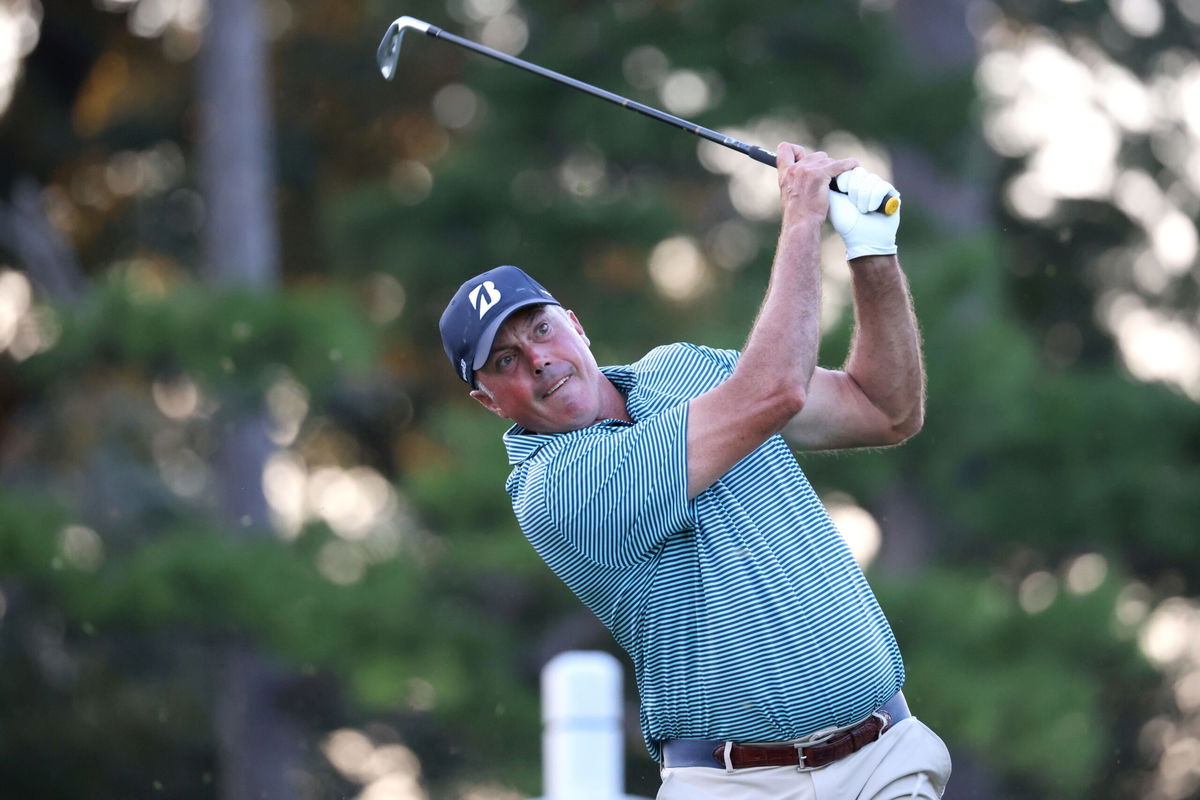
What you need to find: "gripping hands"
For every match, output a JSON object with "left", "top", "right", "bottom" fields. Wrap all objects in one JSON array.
[{"left": 829, "top": 167, "right": 900, "bottom": 260}]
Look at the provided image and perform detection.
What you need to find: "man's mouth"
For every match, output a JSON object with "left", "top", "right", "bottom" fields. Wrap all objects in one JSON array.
[{"left": 543, "top": 375, "right": 570, "bottom": 399}]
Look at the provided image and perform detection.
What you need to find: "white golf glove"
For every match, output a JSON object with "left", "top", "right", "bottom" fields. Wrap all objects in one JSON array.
[{"left": 828, "top": 167, "right": 900, "bottom": 260}]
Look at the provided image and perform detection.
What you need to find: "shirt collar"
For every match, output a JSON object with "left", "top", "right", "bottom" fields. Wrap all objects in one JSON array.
[{"left": 501, "top": 364, "right": 638, "bottom": 465}]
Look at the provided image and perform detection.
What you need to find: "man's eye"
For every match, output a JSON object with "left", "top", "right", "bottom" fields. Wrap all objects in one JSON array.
[
  {"left": 537, "top": 322, "right": 550, "bottom": 335},
  {"left": 496, "top": 355, "right": 514, "bottom": 368}
]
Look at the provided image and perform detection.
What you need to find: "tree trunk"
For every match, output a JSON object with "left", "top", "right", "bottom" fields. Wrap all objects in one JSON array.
[
  {"left": 197, "top": 0, "right": 279, "bottom": 290},
  {"left": 882, "top": 5, "right": 1004, "bottom": 799},
  {"left": 875, "top": 0, "right": 990, "bottom": 575},
  {"left": 889, "top": 0, "right": 994, "bottom": 234},
  {"left": 196, "top": 2, "right": 300, "bottom": 798}
]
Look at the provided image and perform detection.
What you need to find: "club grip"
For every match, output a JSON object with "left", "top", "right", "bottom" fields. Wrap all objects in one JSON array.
[
  {"left": 829, "top": 177, "right": 901, "bottom": 216},
  {"left": 740, "top": 146, "right": 900, "bottom": 215},
  {"left": 745, "top": 146, "right": 777, "bottom": 167}
]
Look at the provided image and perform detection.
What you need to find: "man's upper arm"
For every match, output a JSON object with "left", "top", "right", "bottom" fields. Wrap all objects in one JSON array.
[
  {"left": 686, "top": 359, "right": 907, "bottom": 497},
  {"left": 782, "top": 367, "right": 902, "bottom": 451}
]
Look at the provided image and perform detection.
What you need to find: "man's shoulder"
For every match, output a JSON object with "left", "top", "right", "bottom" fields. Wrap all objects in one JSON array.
[
  {"left": 631, "top": 342, "right": 740, "bottom": 375},
  {"left": 503, "top": 412, "right": 662, "bottom": 504},
  {"left": 502, "top": 418, "right": 613, "bottom": 470},
  {"left": 621, "top": 343, "right": 740, "bottom": 401}
]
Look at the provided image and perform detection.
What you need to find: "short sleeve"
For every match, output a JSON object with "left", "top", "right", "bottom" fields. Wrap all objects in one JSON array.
[
  {"left": 688, "top": 344, "right": 740, "bottom": 376},
  {"left": 513, "top": 402, "right": 695, "bottom": 568}
]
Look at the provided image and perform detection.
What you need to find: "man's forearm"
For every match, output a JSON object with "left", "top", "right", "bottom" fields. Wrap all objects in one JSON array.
[
  {"left": 843, "top": 254, "right": 925, "bottom": 437},
  {"left": 740, "top": 216, "right": 824, "bottom": 397},
  {"left": 684, "top": 146, "right": 858, "bottom": 497}
]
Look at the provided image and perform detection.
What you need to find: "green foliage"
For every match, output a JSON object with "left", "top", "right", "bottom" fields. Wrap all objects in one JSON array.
[
  {"left": 807, "top": 233, "right": 1200, "bottom": 587},
  {"left": 910, "top": 237, "right": 1200, "bottom": 576},
  {"left": 878, "top": 569, "right": 1153, "bottom": 798},
  {"left": 0, "top": 488, "right": 483, "bottom": 712},
  {"left": 3, "top": 0, "right": 1197, "bottom": 797},
  {"left": 0, "top": 486, "right": 546, "bottom": 791},
  {"left": 0, "top": 487, "right": 70, "bottom": 573},
  {"left": 22, "top": 273, "right": 378, "bottom": 406}
]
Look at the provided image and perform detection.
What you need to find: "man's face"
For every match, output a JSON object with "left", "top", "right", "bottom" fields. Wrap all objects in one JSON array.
[{"left": 470, "top": 305, "right": 606, "bottom": 434}]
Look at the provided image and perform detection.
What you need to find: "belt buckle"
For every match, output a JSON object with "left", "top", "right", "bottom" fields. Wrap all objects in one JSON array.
[
  {"left": 721, "top": 741, "right": 735, "bottom": 774},
  {"left": 793, "top": 742, "right": 809, "bottom": 773}
]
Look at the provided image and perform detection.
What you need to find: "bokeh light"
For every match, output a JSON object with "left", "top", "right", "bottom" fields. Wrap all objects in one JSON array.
[
  {"left": 824, "top": 492, "right": 882, "bottom": 569},
  {"left": 0, "top": 0, "right": 40, "bottom": 117},
  {"left": 647, "top": 235, "right": 708, "bottom": 302}
]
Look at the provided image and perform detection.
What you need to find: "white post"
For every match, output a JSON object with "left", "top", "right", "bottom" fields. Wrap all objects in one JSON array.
[{"left": 540, "top": 651, "right": 626, "bottom": 800}]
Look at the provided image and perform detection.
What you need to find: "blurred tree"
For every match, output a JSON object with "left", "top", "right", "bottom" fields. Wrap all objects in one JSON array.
[
  {"left": 981, "top": 0, "right": 1200, "bottom": 391},
  {"left": 0, "top": 0, "right": 1196, "bottom": 799},
  {"left": 193, "top": 0, "right": 303, "bottom": 797}
]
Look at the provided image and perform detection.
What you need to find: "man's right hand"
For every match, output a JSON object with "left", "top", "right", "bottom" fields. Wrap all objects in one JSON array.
[{"left": 775, "top": 143, "right": 858, "bottom": 228}]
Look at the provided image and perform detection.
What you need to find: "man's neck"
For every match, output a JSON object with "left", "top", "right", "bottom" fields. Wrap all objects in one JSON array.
[{"left": 596, "top": 374, "right": 633, "bottom": 425}]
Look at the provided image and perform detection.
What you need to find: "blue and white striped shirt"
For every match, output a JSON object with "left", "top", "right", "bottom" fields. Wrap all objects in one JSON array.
[{"left": 503, "top": 342, "right": 904, "bottom": 760}]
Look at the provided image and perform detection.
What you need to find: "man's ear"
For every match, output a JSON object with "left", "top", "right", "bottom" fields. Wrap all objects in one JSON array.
[
  {"left": 470, "top": 388, "right": 509, "bottom": 419},
  {"left": 565, "top": 309, "right": 590, "bottom": 347}
]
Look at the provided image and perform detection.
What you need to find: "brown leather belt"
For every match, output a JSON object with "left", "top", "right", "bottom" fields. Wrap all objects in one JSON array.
[{"left": 660, "top": 691, "right": 910, "bottom": 770}]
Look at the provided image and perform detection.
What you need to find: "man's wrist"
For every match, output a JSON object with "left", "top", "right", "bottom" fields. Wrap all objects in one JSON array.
[
  {"left": 847, "top": 253, "right": 900, "bottom": 274},
  {"left": 780, "top": 210, "right": 826, "bottom": 235}
]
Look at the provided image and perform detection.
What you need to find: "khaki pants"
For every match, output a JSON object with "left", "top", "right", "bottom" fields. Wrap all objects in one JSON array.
[{"left": 657, "top": 718, "right": 952, "bottom": 800}]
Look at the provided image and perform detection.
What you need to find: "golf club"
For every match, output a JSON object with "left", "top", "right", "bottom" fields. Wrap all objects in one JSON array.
[{"left": 377, "top": 16, "right": 900, "bottom": 216}]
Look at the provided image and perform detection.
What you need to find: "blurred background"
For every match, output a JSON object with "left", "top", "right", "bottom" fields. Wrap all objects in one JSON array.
[{"left": 1, "top": 0, "right": 1198, "bottom": 797}]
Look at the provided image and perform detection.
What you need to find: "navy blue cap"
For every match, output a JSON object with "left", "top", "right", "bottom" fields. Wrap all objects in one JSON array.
[{"left": 439, "top": 265, "right": 561, "bottom": 387}]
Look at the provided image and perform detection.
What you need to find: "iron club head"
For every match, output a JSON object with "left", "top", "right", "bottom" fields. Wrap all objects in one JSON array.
[{"left": 376, "top": 16, "right": 432, "bottom": 80}]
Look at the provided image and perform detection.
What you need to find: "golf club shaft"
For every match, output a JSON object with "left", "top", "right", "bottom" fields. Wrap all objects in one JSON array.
[
  {"left": 391, "top": 20, "right": 899, "bottom": 215},
  {"left": 428, "top": 26, "right": 779, "bottom": 164}
]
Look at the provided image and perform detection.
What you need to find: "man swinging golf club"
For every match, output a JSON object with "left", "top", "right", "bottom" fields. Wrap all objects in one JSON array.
[{"left": 440, "top": 145, "right": 951, "bottom": 798}]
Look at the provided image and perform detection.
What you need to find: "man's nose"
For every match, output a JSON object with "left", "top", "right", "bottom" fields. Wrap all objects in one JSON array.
[{"left": 530, "top": 345, "right": 552, "bottom": 373}]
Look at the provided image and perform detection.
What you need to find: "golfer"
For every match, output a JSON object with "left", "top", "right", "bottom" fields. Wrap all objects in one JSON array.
[{"left": 439, "top": 144, "right": 951, "bottom": 798}]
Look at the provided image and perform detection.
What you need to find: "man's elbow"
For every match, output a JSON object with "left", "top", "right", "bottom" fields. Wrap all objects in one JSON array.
[
  {"left": 778, "top": 385, "right": 809, "bottom": 421},
  {"left": 756, "top": 376, "right": 809, "bottom": 426},
  {"left": 886, "top": 407, "right": 924, "bottom": 445},
  {"left": 760, "top": 385, "right": 809, "bottom": 439}
]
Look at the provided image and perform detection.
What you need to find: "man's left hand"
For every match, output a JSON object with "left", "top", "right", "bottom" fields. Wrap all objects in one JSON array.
[{"left": 829, "top": 167, "right": 900, "bottom": 261}]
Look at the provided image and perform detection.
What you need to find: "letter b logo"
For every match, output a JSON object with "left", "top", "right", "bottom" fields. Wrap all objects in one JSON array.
[{"left": 469, "top": 281, "right": 501, "bottom": 318}]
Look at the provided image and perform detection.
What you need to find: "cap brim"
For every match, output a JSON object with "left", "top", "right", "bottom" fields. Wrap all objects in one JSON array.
[{"left": 470, "top": 298, "right": 559, "bottom": 372}]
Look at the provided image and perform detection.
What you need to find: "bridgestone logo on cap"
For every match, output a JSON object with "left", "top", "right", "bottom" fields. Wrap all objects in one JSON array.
[{"left": 469, "top": 281, "right": 501, "bottom": 318}]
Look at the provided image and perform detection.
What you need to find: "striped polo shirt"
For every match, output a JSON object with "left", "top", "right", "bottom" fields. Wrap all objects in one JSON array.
[{"left": 503, "top": 342, "right": 904, "bottom": 760}]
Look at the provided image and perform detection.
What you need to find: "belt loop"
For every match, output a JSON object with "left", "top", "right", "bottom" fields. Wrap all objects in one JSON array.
[
  {"left": 793, "top": 742, "right": 807, "bottom": 772},
  {"left": 722, "top": 741, "right": 734, "bottom": 773}
]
